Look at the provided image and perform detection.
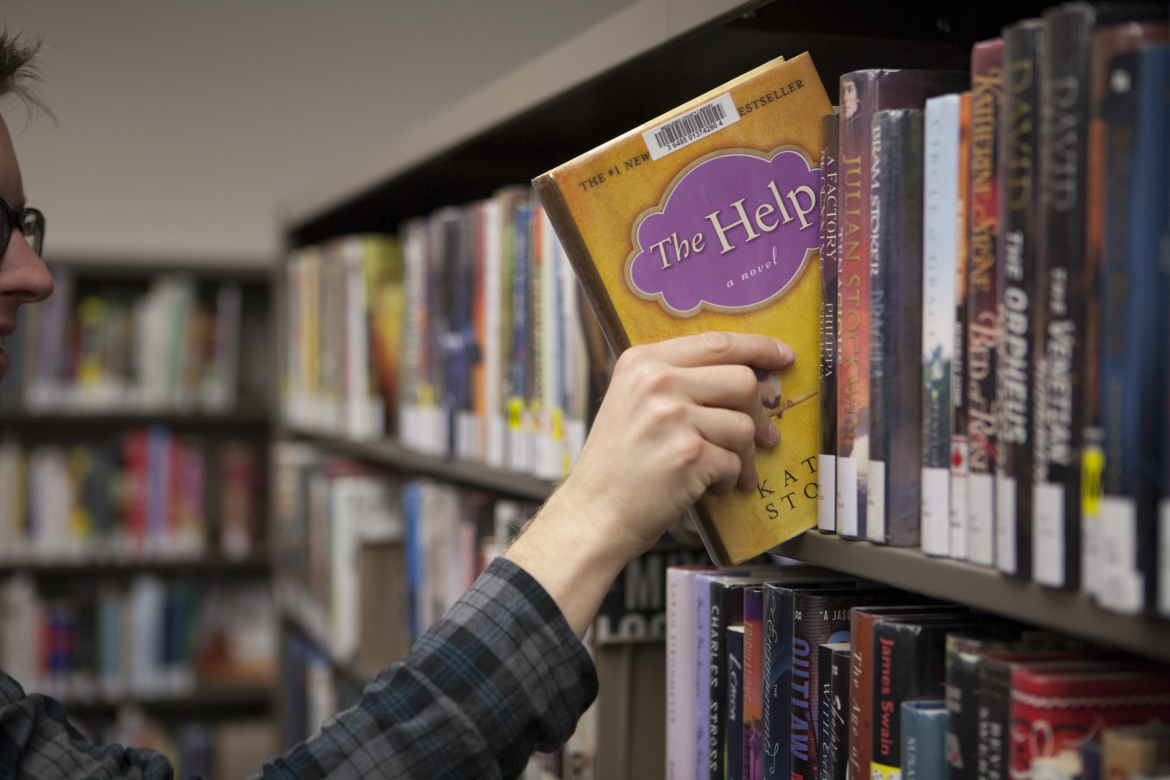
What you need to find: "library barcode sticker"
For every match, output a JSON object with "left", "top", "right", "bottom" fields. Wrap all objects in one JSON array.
[{"left": 642, "top": 93, "right": 739, "bottom": 161}]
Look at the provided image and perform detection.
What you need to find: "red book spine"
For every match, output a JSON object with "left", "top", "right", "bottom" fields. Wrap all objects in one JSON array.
[{"left": 848, "top": 610, "right": 878, "bottom": 780}]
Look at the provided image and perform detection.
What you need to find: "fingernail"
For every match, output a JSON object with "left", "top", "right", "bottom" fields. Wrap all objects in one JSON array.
[
  {"left": 766, "top": 423, "right": 779, "bottom": 446},
  {"left": 777, "top": 342, "right": 795, "bottom": 364}
]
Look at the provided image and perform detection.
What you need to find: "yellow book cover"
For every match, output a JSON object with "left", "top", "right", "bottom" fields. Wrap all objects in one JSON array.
[{"left": 534, "top": 53, "right": 832, "bottom": 565}]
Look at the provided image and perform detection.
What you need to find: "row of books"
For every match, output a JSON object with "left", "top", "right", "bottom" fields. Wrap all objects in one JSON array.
[
  {"left": 281, "top": 191, "right": 598, "bottom": 480},
  {"left": 667, "top": 563, "right": 1170, "bottom": 780},
  {"left": 271, "top": 442, "right": 538, "bottom": 666},
  {"left": 0, "top": 433, "right": 263, "bottom": 562},
  {"left": 0, "top": 574, "right": 275, "bottom": 702},
  {"left": 10, "top": 271, "right": 244, "bottom": 414},
  {"left": 815, "top": 5, "right": 1170, "bottom": 613},
  {"left": 80, "top": 711, "right": 278, "bottom": 780}
]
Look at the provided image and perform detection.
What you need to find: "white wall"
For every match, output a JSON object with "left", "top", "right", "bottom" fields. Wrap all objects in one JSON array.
[{"left": 1, "top": 0, "right": 636, "bottom": 267}]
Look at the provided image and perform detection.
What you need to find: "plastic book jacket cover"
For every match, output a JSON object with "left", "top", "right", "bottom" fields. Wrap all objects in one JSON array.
[{"left": 535, "top": 53, "right": 832, "bottom": 566}]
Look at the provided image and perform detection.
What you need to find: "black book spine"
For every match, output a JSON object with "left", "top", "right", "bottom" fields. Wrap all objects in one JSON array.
[
  {"left": 976, "top": 659, "right": 1012, "bottom": 780},
  {"left": 821, "top": 111, "right": 841, "bottom": 533},
  {"left": 1032, "top": 4, "right": 1095, "bottom": 588},
  {"left": 869, "top": 109, "right": 926, "bottom": 547},
  {"left": 710, "top": 579, "right": 738, "bottom": 780},
  {"left": 829, "top": 647, "right": 852, "bottom": 780},
  {"left": 728, "top": 626, "right": 747, "bottom": 780},
  {"left": 819, "top": 644, "right": 836, "bottom": 780},
  {"left": 945, "top": 638, "right": 984, "bottom": 780},
  {"left": 998, "top": 20, "right": 1045, "bottom": 582}
]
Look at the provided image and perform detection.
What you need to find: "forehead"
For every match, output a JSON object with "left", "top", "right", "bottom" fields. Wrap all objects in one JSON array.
[{"left": 0, "top": 116, "right": 23, "bottom": 207}]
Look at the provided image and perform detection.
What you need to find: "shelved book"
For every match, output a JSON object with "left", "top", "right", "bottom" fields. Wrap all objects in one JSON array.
[{"left": 536, "top": 53, "right": 833, "bottom": 566}]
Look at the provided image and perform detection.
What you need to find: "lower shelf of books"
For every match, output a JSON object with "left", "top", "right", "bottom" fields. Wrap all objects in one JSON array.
[{"left": 774, "top": 531, "right": 1170, "bottom": 662}]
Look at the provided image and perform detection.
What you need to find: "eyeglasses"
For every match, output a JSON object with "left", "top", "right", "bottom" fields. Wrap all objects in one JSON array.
[{"left": 0, "top": 197, "right": 45, "bottom": 257}]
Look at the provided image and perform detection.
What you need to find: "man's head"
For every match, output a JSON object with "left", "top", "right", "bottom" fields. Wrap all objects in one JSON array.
[{"left": 0, "top": 30, "right": 55, "bottom": 408}]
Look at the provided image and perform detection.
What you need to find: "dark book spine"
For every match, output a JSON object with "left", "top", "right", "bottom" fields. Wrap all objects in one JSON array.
[
  {"left": 829, "top": 647, "right": 852, "bottom": 780},
  {"left": 763, "top": 584, "right": 795, "bottom": 780},
  {"left": 711, "top": 580, "right": 736, "bottom": 780},
  {"left": 821, "top": 111, "right": 841, "bottom": 533},
  {"left": 976, "top": 660, "right": 1012, "bottom": 780},
  {"left": 1101, "top": 46, "right": 1170, "bottom": 613},
  {"left": 945, "top": 639, "right": 983, "bottom": 780},
  {"left": 996, "top": 20, "right": 1045, "bottom": 580},
  {"left": 869, "top": 109, "right": 926, "bottom": 547},
  {"left": 819, "top": 644, "right": 836, "bottom": 780},
  {"left": 953, "top": 89, "right": 973, "bottom": 560},
  {"left": 1032, "top": 4, "right": 1094, "bottom": 588},
  {"left": 967, "top": 41, "right": 1006, "bottom": 567},
  {"left": 728, "top": 626, "right": 747, "bottom": 780},
  {"left": 871, "top": 622, "right": 954, "bottom": 780}
]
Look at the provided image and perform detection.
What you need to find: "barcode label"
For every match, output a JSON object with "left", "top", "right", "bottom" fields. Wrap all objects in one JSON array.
[{"left": 642, "top": 93, "right": 740, "bottom": 161}]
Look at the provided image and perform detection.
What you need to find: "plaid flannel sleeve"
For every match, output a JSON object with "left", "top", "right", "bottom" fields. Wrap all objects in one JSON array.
[{"left": 258, "top": 556, "right": 599, "bottom": 780}]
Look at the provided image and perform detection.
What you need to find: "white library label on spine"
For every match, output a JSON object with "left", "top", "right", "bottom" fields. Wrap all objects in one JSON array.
[
  {"left": 950, "top": 437, "right": 969, "bottom": 560},
  {"left": 819, "top": 455, "right": 837, "bottom": 532},
  {"left": 1032, "top": 482, "right": 1065, "bottom": 587},
  {"left": 1097, "top": 496, "right": 1143, "bottom": 614},
  {"left": 837, "top": 457, "right": 859, "bottom": 537},
  {"left": 1159, "top": 500, "right": 1170, "bottom": 616},
  {"left": 642, "top": 92, "right": 740, "bottom": 161},
  {"left": 967, "top": 473, "right": 995, "bottom": 566},
  {"left": 921, "top": 467, "right": 950, "bottom": 556},
  {"left": 995, "top": 475, "right": 1017, "bottom": 574},
  {"left": 866, "top": 461, "right": 886, "bottom": 542}
]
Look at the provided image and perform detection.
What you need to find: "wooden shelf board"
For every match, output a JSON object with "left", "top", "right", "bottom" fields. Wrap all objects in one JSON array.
[
  {"left": 775, "top": 531, "right": 1170, "bottom": 663},
  {"left": 0, "top": 556, "right": 271, "bottom": 577},
  {"left": 287, "top": 429, "right": 557, "bottom": 502}
]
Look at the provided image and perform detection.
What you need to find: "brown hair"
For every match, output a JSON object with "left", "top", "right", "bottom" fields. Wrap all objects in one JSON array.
[{"left": 0, "top": 29, "right": 50, "bottom": 119}]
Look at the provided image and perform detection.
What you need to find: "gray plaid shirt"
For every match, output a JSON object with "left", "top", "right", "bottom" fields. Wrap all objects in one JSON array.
[{"left": 0, "top": 557, "right": 598, "bottom": 779}]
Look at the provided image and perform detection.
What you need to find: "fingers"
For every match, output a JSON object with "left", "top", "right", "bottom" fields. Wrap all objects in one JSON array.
[
  {"left": 677, "top": 364, "right": 779, "bottom": 449},
  {"left": 689, "top": 406, "right": 760, "bottom": 492},
  {"left": 632, "top": 331, "right": 795, "bottom": 371}
]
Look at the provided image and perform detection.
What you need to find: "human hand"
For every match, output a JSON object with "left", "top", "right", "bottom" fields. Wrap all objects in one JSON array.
[{"left": 506, "top": 331, "right": 794, "bottom": 636}]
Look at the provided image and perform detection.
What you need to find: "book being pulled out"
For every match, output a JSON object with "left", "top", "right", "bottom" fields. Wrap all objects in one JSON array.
[{"left": 535, "top": 53, "right": 833, "bottom": 565}]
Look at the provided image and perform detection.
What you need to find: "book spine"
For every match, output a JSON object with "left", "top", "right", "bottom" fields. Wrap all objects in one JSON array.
[
  {"left": 902, "top": 702, "right": 948, "bottom": 780},
  {"left": 976, "top": 660, "right": 1012, "bottom": 780},
  {"left": 711, "top": 580, "right": 735, "bottom": 780},
  {"left": 967, "top": 40, "right": 1006, "bottom": 567},
  {"left": 821, "top": 111, "right": 841, "bottom": 534},
  {"left": 819, "top": 643, "right": 836, "bottom": 780},
  {"left": 1101, "top": 46, "right": 1170, "bottom": 614},
  {"left": 945, "top": 640, "right": 982, "bottom": 780},
  {"left": 1032, "top": 5, "right": 1093, "bottom": 587},
  {"left": 829, "top": 646, "right": 852, "bottom": 780},
  {"left": 838, "top": 72, "right": 881, "bottom": 540},
  {"left": 763, "top": 584, "right": 794, "bottom": 780},
  {"left": 996, "top": 21, "right": 1045, "bottom": 580},
  {"left": 667, "top": 567, "right": 700, "bottom": 780},
  {"left": 728, "top": 626, "right": 747, "bottom": 780},
  {"left": 697, "top": 575, "right": 713, "bottom": 778},
  {"left": 867, "top": 113, "right": 888, "bottom": 544},
  {"left": 848, "top": 611, "right": 877, "bottom": 780},
  {"left": 952, "top": 91, "right": 973, "bottom": 560},
  {"left": 744, "top": 587, "right": 765, "bottom": 780},
  {"left": 923, "top": 94, "right": 962, "bottom": 556},
  {"left": 874, "top": 109, "right": 927, "bottom": 547}
]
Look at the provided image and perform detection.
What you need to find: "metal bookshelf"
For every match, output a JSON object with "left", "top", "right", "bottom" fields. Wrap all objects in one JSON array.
[
  {"left": 58, "top": 684, "right": 274, "bottom": 717},
  {"left": 775, "top": 532, "right": 1170, "bottom": 663},
  {"left": 0, "top": 409, "right": 271, "bottom": 430},
  {"left": 0, "top": 555, "right": 270, "bottom": 578},
  {"left": 286, "top": 429, "right": 558, "bottom": 502}
]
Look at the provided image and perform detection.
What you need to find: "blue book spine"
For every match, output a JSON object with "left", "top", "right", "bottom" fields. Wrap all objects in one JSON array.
[
  {"left": 1101, "top": 45, "right": 1170, "bottom": 612},
  {"left": 902, "top": 701, "right": 948, "bottom": 780},
  {"left": 512, "top": 205, "right": 531, "bottom": 403},
  {"left": 696, "top": 574, "right": 713, "bottom": 779},
  {"left": 727, "top": 626, "right": 746, "bottom": 780},
  {"left": 404, "top": 481, "right": 424, "bottom": 641}
]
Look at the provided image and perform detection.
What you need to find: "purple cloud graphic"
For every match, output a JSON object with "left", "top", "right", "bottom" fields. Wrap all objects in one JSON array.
[{"left": 626, "top": 148, "right": 821, "bottom": 317}]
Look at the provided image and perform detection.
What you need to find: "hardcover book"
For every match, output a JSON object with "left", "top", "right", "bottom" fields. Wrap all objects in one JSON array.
[
  {"left": 818, "top": 643, "right": 837, "bottom": 780},
  {"left": 728, "top": 624, "right": 747, "bottom": 780},
  {"left": 828, "top": 643, "right": 851, "bottom": 780},
  {"left": 535, "top": 54, "right": 833, "bottom": 566},
  {"left": 1099, "top": 44, "right": 1170, "bottom": 614},
  {"left": 951, "top": 91, "right": 973, "bottom": 561},
  {"left": 996, "top": 19, "right": 1044, "bottom": 581},
  {"left": 666, "top": 565, "right": 716, "bottom": 780},
  {"left": 1080, "top": 20, "right": 1170, "bottom": 599},
  {"left": 902, "top": 701, "right": 947, "bottom": 780},
  {"left": 820, "top": 111, "right": 841, "bottom": 534},
  {"left": 922, "top": 94, "right": 962, "bottom": 558},
  {"left": 745, "top": 586, "right": 766, "bottom": 780},
  {"left": 966, "top": 39, "right": 1006, "bottom": 568},
  {"left": 836, "top": 68, "right": 967, "bottom": 543},
  {"left": 867, "top": 108, "right": 925, "bottom": 547}
]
